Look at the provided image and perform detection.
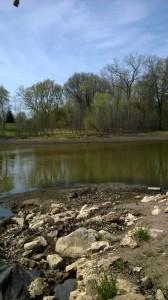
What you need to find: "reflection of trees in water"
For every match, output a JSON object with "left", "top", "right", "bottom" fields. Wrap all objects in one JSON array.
[
  {"left": 28, "top": 155, "right": 71, "bottom": 188},
  {"left": 157, "top": 143, "right": 168, "bottom": 186},
  {"left": 0, "top": 176, "right": 13, "bottom": 193},
  {"left": 27, "top": 142, "right": 168, "bottom": 189},
  {"left": 1, "top": 142, "right": 168, "bottom": 196},
  {"left": 0, "top": 149, "right": 34, "bottom": 196},
  {"left": 0, "top": 152, "right": 13, "bottom": 194}
]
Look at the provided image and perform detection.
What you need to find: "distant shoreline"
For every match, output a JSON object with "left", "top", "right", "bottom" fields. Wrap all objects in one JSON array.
[{"left": 0, "top": 132, "right": 168, "bottom": 146}]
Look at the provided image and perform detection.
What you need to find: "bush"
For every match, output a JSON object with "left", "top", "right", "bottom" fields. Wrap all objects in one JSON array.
[{"left": 93, "top": 273, "right": 118, "bottom": 300}]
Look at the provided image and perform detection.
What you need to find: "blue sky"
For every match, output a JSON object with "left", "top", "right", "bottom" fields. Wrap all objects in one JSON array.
[{"left": 1, "top": 0, "right": 168, "bottom": 96}]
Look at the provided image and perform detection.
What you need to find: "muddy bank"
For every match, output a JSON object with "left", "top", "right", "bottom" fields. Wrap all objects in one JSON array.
[
  {"left": 0, "top": 183, "right": 168, "bottom": 299},
  {"left": 0, "top": 133, "right": 168, "bottom": 146}
]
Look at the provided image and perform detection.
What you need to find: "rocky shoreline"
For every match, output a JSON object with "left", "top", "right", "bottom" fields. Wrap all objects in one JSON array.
[{"left": 0, "top": 183, "right": 168, "bottom": 300}]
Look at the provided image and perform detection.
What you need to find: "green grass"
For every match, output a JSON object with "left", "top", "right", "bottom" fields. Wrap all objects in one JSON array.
[
  {"left": 112, "top": 258, "right": 125, "bottom": 273},
  {"left": 0, "top": 123, "right": 17, "bottom": 137},
  {"left": 133, "top": 226, "right": 150, "bottom": 242},
  {"left": 93, "top": 273, "right": 118, "bottom": 300}
]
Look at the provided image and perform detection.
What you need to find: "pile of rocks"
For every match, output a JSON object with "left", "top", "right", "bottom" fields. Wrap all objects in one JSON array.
[{"left": 0, "top": 191, "right": 168, "bottom": 300}]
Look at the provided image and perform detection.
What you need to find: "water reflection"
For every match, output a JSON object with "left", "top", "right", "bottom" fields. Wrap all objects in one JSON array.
[{"left": 0, "top": 141, "right": 168, "bottom": 198}]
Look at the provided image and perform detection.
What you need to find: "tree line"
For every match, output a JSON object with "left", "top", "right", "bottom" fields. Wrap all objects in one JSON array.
[{"left": 1, "top": 53, "right": 168, "bottom": 137}]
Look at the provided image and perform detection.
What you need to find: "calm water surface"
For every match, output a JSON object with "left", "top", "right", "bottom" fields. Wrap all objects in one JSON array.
[{"left": 0, "top": 141, "right": 168, "bottom": 199}]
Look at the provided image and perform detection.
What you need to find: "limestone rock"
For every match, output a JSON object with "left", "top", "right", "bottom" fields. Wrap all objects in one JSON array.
[
  {"left": 164, "top": 207, "right": 168, "bottom": 213},
  {"left": 89, "top": 241, "right": 109, "bottom": 253},
  {"left": 50, "top": 203, "right": 64, "bottom": 213},
  {"left": 120, "top": 234, "right": 138, "bottom": 248},
  {"left": 47, "top": 254, "right": 64, "bottom": 269},
  {"left": 70, "top": 290, "right": 92, "bottom": 300},
  {"left": 124, "top": 213, "right": 138, "bottom": 226},
  {"left": 102, "top": 211, "right": 120, "bottom": 222},
  {"left": 24, "top": 236, "right": 47, "bottom": 251},
  {"left": 28, "top": 277, "right": 49, "bottom": 298},
  {"left": 98, "top": 230, "right": 119, "bottom": 243},
  {"left": 152, "top": 205, "right": 161, "bottom": 215},
  {"left": 141, "top": 194, "right": 161, "bottom": 203},
  {"left": 12, "top": 217, "right": 24, "bottom": 227},
  {"left": 156, "top": 289, "right": 166, "bottom": 300},
  {"left": 55, "top": 227, "right": 97, "bottom": 258},
  {"left": 29, "top": 219, "right": 44, "bottom": 229}
]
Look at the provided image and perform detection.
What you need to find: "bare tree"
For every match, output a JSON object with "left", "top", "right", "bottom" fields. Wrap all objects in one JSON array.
[
  {"left": 103, "top": 54, "right": 145, "bottom": 102},
  {"left": 143, "top": 56, "right": 168, "bottom": 129}
]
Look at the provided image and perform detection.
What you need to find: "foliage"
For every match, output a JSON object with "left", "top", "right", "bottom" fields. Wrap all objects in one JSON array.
[
  {"left": 93, "top": 273, "right": 118, "bottom": 300},
  {"left": 0, "top": 86, "right": 10, "bottom": 125},
  {"left": 6, "top": 109, "right": 15, "bottom": 123},
  {"left": 133, "top": 226, "right": 150, "bottom": 242},
  {"left": 112, "top": 258, "right": 125, "bottom": 273},
  {"left": 3, "top": 52, "right": 168, "bottom": 136}
]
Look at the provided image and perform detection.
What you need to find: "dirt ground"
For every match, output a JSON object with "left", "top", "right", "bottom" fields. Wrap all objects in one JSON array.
[{"left": 1, "top": 182, "right": 168, "bottom": 294}]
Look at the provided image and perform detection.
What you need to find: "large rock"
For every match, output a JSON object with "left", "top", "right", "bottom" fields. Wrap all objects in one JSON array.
[{"left": 55, "top": 227, "right": 97, "bottom": 258}]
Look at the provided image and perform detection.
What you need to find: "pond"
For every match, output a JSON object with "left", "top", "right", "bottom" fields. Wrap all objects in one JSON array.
[{"left": 0, "top": 140, "right": 168, "bottom": 200}]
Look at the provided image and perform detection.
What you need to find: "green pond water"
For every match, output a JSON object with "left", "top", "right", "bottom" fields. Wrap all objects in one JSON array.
[{"left": 0, "top": 140, "right": 168, "bottom": 199}]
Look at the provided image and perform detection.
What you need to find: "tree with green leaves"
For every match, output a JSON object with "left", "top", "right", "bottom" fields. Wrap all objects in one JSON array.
[
  {"left": 0, "top": 86, "right": 10, "bottom": 133},
  {"left": 64, "top": 72, "right": 109, "bottom": 132},
  {"left": 17, "top": 79, "right": 63, "bottom": 134}
]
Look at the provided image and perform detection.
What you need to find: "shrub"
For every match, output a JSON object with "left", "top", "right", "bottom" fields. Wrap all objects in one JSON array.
[{"left": 93, "top": 272, "right": 118, "bottom": 300}]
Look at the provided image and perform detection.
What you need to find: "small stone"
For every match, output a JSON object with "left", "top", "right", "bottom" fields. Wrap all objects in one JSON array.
[
  {"left": 149, "top": 228, "right": 163, "bottom": 238},
  {"left": 12, "top": 217, "right": 24, "bottom": 227},
  {"left": 25, "top": 212, "right": 35, "bottom": 220},
  {"left": 102, "top": 211, "right": 120, "bottom": 222},
  {"left": 120, "top": 235, "right": 138, "bottom": 248},
  {"left": 132, "top": 267, "right": 142, "bottom": 273},
  {"left": 47, "top": 254, "right": 64, "bottom": 269},
  {"left": 156, "top": 289, "right": 166, "bottom": 300},
  {"left": 28, "top": 277, "right": 49, "bottom": 298},
  {"left": 47, "top": 229, "right": 58, "bottom": 238},
  {"left": 164, "top": 207, "right": 168, "bottom": 213},
  {"left": 24, "top": 236, "right": 47, "bottom": 251},
  {"left": 151, "top": 205, "right": 161, "bottom": 215},
  {"left": 29, "top": 220, "right": 44, "bottom": 229},
  {"left": 90, "top": 241, "right": 109, "bottom": 253}
]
